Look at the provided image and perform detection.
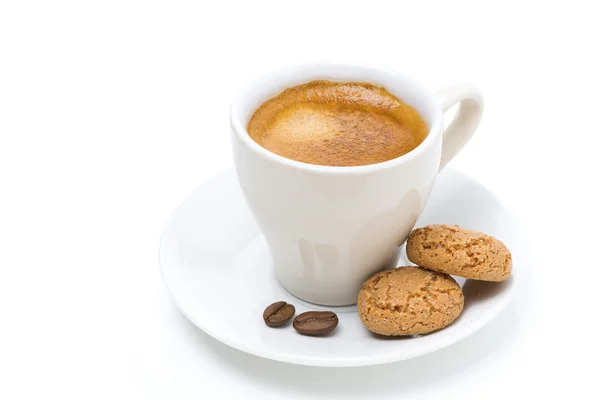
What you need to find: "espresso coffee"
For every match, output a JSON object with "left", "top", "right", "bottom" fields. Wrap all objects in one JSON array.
[{"left": 247, "top": 80, "right": 428, "bottom": 166}]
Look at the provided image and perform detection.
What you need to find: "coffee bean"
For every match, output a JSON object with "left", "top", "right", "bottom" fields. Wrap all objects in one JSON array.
[
  {"left": 263, "top": 301, "right": 295, "bottom": 327},
  {"left": 293, "top": 311, "right": 339, "bottom": 336}
]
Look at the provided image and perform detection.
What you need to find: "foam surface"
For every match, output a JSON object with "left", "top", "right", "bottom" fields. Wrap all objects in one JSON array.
[{"left": 247, "top": 80, "right": 428, "bottom": 166}]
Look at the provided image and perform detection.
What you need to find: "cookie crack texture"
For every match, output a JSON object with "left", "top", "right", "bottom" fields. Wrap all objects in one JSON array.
[
  {"left": 406, "top": 224, "right": 512, "bottom": 282},
  {"left": 357, "top": 267, "right": 464, "bottom": 336}
]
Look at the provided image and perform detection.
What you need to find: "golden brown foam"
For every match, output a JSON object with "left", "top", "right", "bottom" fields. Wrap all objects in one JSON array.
[{"left": 247, "top": 80, "right": 428, "bottom": 167}]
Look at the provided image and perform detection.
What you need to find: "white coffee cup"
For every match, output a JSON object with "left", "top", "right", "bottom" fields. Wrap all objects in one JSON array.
[{"left": 231, "top": 62, "right": 483, "bottom": 306}]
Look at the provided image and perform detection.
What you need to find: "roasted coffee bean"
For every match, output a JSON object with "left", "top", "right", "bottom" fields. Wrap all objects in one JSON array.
[
  {"left": 293, "top": 311, "right": 339, "bottom": 336},
  {"left": 263, "top": 301, "right": 295, "bottom": 327}
]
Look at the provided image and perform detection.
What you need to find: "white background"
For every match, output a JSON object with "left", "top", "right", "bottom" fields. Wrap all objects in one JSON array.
[{"left": 1, "top": 1, "right": 599, "bottom": 398}]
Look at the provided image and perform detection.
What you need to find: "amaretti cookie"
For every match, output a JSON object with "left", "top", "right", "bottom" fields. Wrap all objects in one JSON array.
[
  {"left": 406, "top": 224, "right": 512, "bottom": 282},
  {"left": 357, "top": 267, "right": 464, "bottom": 336}
]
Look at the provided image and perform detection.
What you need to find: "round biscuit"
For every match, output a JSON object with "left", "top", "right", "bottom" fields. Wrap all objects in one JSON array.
[
  {"left": 357, "top": 267, "right": 464, "bottom": 336},
  {"left": 406, "top": 224, "right": 512, "bottom": 282}
]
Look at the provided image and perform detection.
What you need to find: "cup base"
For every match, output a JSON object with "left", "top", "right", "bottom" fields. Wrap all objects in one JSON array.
[
  {"left": 272, "top": 248, "right": 403, "bottom": 307},
  {"left": 278, "top": 283, "right": 359, "bottom": 307}
]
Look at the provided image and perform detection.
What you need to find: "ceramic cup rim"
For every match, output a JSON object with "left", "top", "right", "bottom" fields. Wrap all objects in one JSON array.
[{"left": 230, "top": 61, "right": 443, "bottom": 175}]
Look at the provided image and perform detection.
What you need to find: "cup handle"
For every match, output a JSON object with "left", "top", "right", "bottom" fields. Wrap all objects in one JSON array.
[{"left": 435, "top": 83, "right": 484, "bottom": 171}]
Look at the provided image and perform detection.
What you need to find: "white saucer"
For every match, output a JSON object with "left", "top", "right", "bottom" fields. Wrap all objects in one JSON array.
[{"left": 160, "top": 168, "right": 516, "bottom": 367}]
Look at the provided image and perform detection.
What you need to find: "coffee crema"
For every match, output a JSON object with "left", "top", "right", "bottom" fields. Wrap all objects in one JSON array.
[{"left": 247, "top": 80, "right": 428, "bottom": 167}]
